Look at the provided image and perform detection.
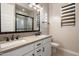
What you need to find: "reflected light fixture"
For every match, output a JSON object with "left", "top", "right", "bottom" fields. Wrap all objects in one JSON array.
[{"left": 28, "top": 3, "right": 43, "bottom": 11}]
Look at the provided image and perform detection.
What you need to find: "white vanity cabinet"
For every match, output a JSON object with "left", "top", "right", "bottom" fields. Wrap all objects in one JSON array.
[
  {"left": 1, "top": 37, "right": 51, "bottom": 56},
  {"left": 34, "top": 38, "right": 51, "bottom": 56},
  {"left": 1, "top": 44, "right": 34, "bottom": 56},
  {"left": 23, "top": 50, "right": 35, "bottom": 56}
]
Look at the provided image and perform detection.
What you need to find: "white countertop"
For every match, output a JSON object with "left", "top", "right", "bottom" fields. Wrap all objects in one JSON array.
[{"left": 0, "top": 35, "right": 52, "bottom": 54}]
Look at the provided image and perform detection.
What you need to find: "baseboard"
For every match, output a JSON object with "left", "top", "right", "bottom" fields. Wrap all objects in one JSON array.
[{"left": 58, "top": 47, "right": 79, "bottom": 56}]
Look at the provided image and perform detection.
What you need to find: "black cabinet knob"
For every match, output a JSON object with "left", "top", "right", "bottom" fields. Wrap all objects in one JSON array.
[{"left": 32, "top": 54, "right": 35, "bottom": 56}]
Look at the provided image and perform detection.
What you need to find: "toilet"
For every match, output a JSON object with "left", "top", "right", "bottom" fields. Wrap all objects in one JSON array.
[{"left": 51, "top": 42, "right": 59, "bottom": 56}]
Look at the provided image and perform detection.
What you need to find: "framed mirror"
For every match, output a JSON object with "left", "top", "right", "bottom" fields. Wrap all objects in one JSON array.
[{"left": 0, "top": 3, "right": 40, "bottom": 34}]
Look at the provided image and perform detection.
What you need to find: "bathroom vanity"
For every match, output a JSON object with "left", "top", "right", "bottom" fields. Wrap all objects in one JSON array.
[
  {"left": 0, "top": 3, "right": 51, "bottom": 56},
  {"left": 0, "top": 35, "right": 52, "bottom": 56}
]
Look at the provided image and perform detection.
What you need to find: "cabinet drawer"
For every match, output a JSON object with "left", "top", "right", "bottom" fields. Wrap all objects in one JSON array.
[
  {"left": 34, "top": 40, "right": 43, "bottom": 48},
  {"left": 35, "top": 47, "right": 42, "bottom": 56},
  {"left": 2, "top": 44, "right": 34, "bottom": 56},
  {"left": 43, "top": 38, "right": 51, "bottom": 44},
  {"left": 23, "top": 50, "right": 35, "bottom": 56},
  {"left": 35, "top": 53, "right": 42, "bottom": 56}
]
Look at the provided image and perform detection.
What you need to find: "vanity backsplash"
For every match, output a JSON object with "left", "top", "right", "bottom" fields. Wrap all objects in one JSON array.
[{"left": 0, "top": 32, "right": 37, "bottom": 43}]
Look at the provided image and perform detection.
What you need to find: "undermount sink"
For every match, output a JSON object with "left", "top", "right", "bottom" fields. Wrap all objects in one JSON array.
[{"left": 0, "top": 39, "right": 26, "bottom": 48}]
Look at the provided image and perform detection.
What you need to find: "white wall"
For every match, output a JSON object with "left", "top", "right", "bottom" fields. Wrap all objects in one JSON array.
[
  {"left": 1, "top": 3, "right": 15, "bottom": 32},
  {"left": 49, "top": 3, "right": 79, "bottom": 54}
]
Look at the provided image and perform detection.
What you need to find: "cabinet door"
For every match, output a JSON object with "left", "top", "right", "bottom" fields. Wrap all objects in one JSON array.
[
  {"left": 42, "top": 42, "right": 51, "bottom": 56},
  {"left": 23, "top": 50, "right": 35, "bottom": 56}
]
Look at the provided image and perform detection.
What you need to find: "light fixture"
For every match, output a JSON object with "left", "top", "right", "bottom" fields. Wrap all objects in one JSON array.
[{"left": 28, "top": 3, "right": 43, "bottom": 11}]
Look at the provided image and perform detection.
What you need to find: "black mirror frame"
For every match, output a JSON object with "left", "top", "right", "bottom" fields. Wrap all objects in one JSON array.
[{"left": 0, "top": 4, "right": 40, "bottom": 34}]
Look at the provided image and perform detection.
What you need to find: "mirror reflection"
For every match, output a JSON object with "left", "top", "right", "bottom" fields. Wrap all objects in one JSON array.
[
  {"left": 16, "top": 13, "right": 33, "bottom": 31},
  {"left": 0, "top": 3, "right": 41, "bottom": 33}
]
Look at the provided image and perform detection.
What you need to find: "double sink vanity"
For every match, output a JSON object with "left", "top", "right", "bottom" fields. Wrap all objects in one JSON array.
[
  {"left": 0, "top": 3, "right": 52, "bottom": 56},
  {"left": 0, "top": 35, "right": 52, "bottom": 56}
]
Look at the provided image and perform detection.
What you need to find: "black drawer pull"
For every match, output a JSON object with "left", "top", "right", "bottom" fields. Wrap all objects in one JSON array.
[
  {"left": 37, "top": 43, "right": 41, "bottom": 46},
  {"left": 32, "top": 54, "right": 35, "bottom": 56},
  {"left": 37, "top": 49, "right": 41, "bottom": 52},
  {"left": 43, "top": 47, "right": 45, "bottom": 52}
]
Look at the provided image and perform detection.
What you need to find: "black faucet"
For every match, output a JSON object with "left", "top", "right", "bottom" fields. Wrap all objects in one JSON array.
[
  {"left": 11, "top": 35, "right": 20, "bottom": 41},
  {"left": 4, "top": 37, "right": 9, "bottom": 41},
  {"left": 16, "top": 35, "right": 20, "bottom": 40},
  {"left": 11, "top": 35, "right": 14, "bottom": 41}
]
